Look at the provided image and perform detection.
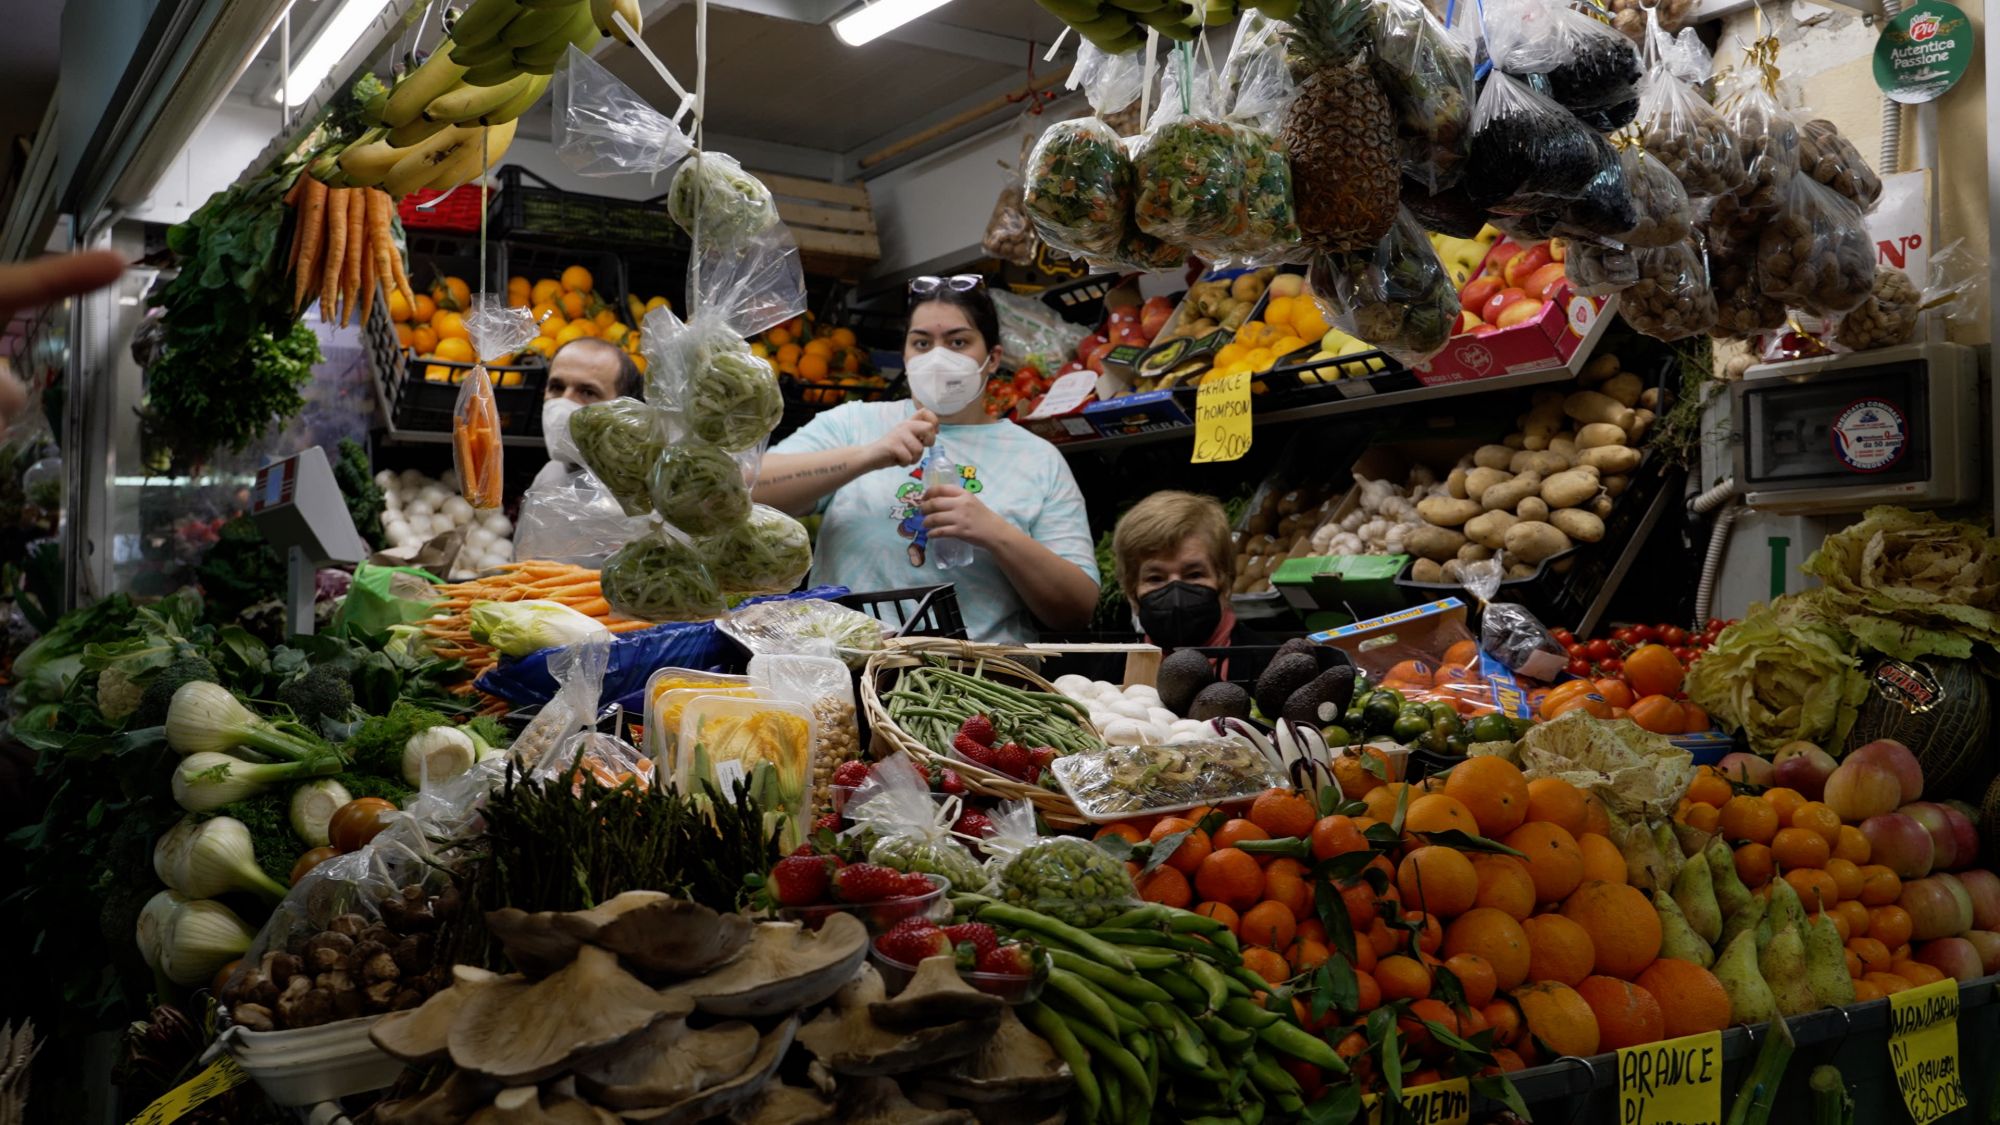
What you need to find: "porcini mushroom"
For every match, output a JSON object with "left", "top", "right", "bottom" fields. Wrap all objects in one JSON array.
[
  {"left": 797, "top": 965, "right": 1000, "bottom": 1076},
  {"left": 571, "top": 1015, "right": 759, "bottom": 1109},
  {"left": 448, "top": 945, "right": 688, "bottom": 1084},
  {"left": 551, "top": 893, "right": 754, "bottom": 977},
  {"left": 657, "top": 914, "right": 867, "bottom": 1018}
]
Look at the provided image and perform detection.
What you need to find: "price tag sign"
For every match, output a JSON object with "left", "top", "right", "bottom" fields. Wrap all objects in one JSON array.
[
  {"left": 1026, "top": 370, "right": 1097, "bottom": 418},
  {"left": 1618, "top": 1030, "right": 1722, "bottom": 1125},
  {"left": 125, "top": 1055, "right": 246, "bottom": 1125},
  {"left": 1191, "top": 369, "right": 1252, "bottom": 463},
  {"left": 1889, "top": 976, "right": 1965, "bottom": 1124},
  {"left": 1396, "top": 1077, "right": 1470, "bottom": 1124}
]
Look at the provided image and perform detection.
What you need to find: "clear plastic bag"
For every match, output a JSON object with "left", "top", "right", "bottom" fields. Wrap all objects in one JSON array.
[
  {"left": 1132, "top": 65, "right": 1248, "bottom": 250},
  {"left": 676, "top": 694, "right": 816, "bottom": 850},
  {"left": 644, "top": 305, "right": 782, "bottom": 455},
  {"left": 982, "top": 127, "right": 1041, "bottom": 267},
  {"left": 992, "top": 289, "right": 1091, "bottom": 375},
  {"left": 1834, "top": 241, "right": 1985, "bottom": 351},
  {"left": 1021, "top": 117, "right": 1132, "bottom": 260},
  {"left": 600, "top": 527, "right": 727, "bottom": 622},
  {"left": 1723, "top": 80, "right": 1799, "bottom": 211},
  {"left": 1619, "top": 144, "right": 1695, "bottom": 247},
  {"left": 1222, "top": 12, "right": 1293, "bottom": 128},
  {"left": 1564, "top": 240, "right": 1641, "bottom": 297},
  {"left": 1051, "top": 739, "right": 1285, "bottom": 821},
  {"left": 1092, "top": 217, "right": 1190, "bottom": 274},
  {"left": 701, "top": 503, "right": 812, "bottom": 597},
  {"left": 718, "top": 597, "right": 887, "bottom": 668},
  {"left": 1368, "top": 0, "right": 1475, "bottom": 193},
  {"left": 1226, "top": 123, "right": 1301, "bottom": 259},
  {"left": 1310, "top": 208, "right": 1460, "bottom": 365},
  {"left": 1492, "top": 0, "right": 1641, "bottom": 114},
  {"left": 1636, "top": 72, "right": 1743, "bottom": 198},
  {"left": 645, "top": 671, "right": 751, "bottom": 769},
  {"left": 748, "top": 652, "right": 859, "bottom": 812},
  {"left": 514, "top": 468, "right": 657, "bottom": 567},
  {"left": 1465, "top": 71, "right": 1609, "bottom": 213},
  {"left": 569, "top": 396, "right": 668, "bottom": 517},
  {"left": 451, "top": 368, "right": 503, "bottom": 511},
  {"left": 993, "top": 835, "right": 1139, "bottom": 928},
  {"left": 1464, "top": 559, "right": 1569, "bottom": 681},
  {"left": 1622, "top": 239, "right": 1718, "bottom": 342},
  {"left": 1796, "top": 115, "right": 1882, "bottom": 211},
  {"left": 551, "top": 46, "right": 694, "bottom": 178},
  {"left": 649, "top": 443, "right": 753, "bottom": 536},
  {"left": 513, "top": 637, "right": 625, "bottom": 776},
  {"left": 670, "top": 151, "right": 781, "bottom": 246},
  {"left": 1072, "top": 39, "right": 1147, "bottom": 117},
  {"left": 846, "top": 750, "right": 985, "bottom": 890},
  {"left": 1709, "top": 240, "right": 1787, "bottom": 338},
  {"left": 1551, "top": 136, "right": 1640, "bottom": 239},
  {"left": 1755, "top": 174, "right": 1877, "bottom": 316},
  {"left": 687, "top": 220, "right": 809, "bottom": 341}
]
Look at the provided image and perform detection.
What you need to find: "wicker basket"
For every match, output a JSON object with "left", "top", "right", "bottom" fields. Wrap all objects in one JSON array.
[{"left": 860, "top": 638, "right": 1097, "bottom": 828}]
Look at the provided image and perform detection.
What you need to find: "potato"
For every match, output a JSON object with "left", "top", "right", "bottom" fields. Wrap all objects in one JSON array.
[
  {"left": 1549, "top": 433, "right": 1579, "bottom": 459},
  {"left": 1418, "top": 496, "right": 1484, "bottom": 527},
  {"left": 1506, "top": 563, "right": 1536, "bottom": 579},
  {"left": 1582, "top": 353, "right": 1620, "bottom": 382},
  {"left": 1458, "top": 542, "right": 1493, "bottom": 562},
  {"left": 1522, "top": 434, "right": 1550, "bottom": 451},
  {"left": 1564, "top": 390, "right": 1638, "bottom": 431},
  {"left": 1579, "top": 444, "right": 1641, "bottom": 473},
  {"left": 1510, "top": 450, "right": 1571, "bottom": 476},
  {"left": 1503, "top": 433, "right": 1527, "bottom": 450},
  {"left": 1504, "top": 521, "right": 1572, "bottom": 564},
  {"left": 1465, "top": 467, "right": 1513, "bottom": 502},
  {"left": 1516, "top": 496, "right": 1550, "bottom": 523},
  {"left": 1541, "top": 467, "right": 1601, "bottom": 510},
  {"left": 1406, "top": 525, "right": 1468, "bottom": 561},
  {"left": 1412, "top": 558, "right": 1446, "bottom": 583},
  {"left": 1628, "top": 409, "right": 1656, "bottom": 442},
  {"left": 1441, "top": 559, "right": 1468, "bottom": 582},
  {"left": 1601, "top": 372, "right": 1643, "bottom": 408},
  {"left": 1481, "top": 471, "right": 1543, "bottom": 512},
  {"left": 1464, "top": 509, "right": 1519, "bottom": 549},
  {"left": 1522, "top": 399, "right": 1565, "bottom": 443},
  {"left": 1591, "top": 495, "right": 1614, "bottom": 519},
  {"left": 1446, "top": 467, "right": 1470, "bottom": 500},
  {"left": 1551, "top": 508, "right": 1606, "bottom": 543},
  {"left": 1640, "top": 387, "right": 1661, "bottom": 410},
  {"left": 1576, "top": 423, "right": 1627, "bottom": 449},
  {"left": 1604, "top": 474, "right": 1630, "bottom": 498},
  {"left": 1473, "top": 444, "right": 1516, "bottom": 470}
]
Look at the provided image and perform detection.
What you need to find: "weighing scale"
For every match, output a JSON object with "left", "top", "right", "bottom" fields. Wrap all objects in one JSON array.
[{"left": 249, "top": 445, "right": 368, "bottom": 636}]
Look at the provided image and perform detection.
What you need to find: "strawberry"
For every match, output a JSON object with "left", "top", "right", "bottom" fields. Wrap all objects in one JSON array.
[
  {"left": 936, "top": 768, "right": 966, "bottom": 796},
  {"left": 831, "top": 759, "right": 871, "bottom": 788},
  {"left": 953, "top": 733, "right": 999, "bottom": 768},
  {"left": 955, "top": 810, "right": 995, "bottom": 839},
  {"left": 832, "top": 862, "right": 903, "bottom": 903},
  {"left": 977, "top": 942, "right": 1037, "bottom": 977},
  {"left": 992, "top": 742, "right": 1032, "bottom": 779},
  {"left": 1029, "top": 746, "right": 1058, "bottom": 771},
  {"left": 768, "top": 855, "right": 833, "bottom": 907},
  {"left": 875, "top": 918, "right": 952, "bottom": 964},
  {"left": 942, "top": 922, "right": 999, "bottom": 960},
  {"left": 896, "top": 872, "right": 937, "bottom": 896},
  {"left": 958, "top": 714, "right": 996, "bottom": 747},
  {"left": 813, "top": 813, "right": 841, "bottom": 832}
]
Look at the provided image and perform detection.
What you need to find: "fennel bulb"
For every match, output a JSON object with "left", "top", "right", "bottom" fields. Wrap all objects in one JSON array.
[
  {"left": 289, "top": 778, "right": 353, "bottom": 847},
  {"left": 158, "top": 816, "right": 289, "bottom": 902},
  {"left": 158, "top": 898, "right": 256, "bottom": 987},
  {"left": 152, "top": 819, "right": 200, "bottom": 889},
  {"left": 136, "top": 890, "right": 190, "bottom": 972},
  {"left": 172, "top": 751, "right": 343, "bottom": 813},
  {"left": 402, "top": 726, "right": 476, "bottom": 788},
  {"left": 165, "top": 681, "right": 329, "bottom": 762}
]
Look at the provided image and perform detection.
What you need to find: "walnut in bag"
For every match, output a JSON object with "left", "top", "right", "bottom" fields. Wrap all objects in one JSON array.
[
  {"left": 1755, "top": 174, "right": 1877, "bottom": 316},
  {"left": 1636, "top": 72, "right": 1743, "bottom": 197},
  {"left": 1796, "top": 116, "right": 1882, "bottom": 211},
  {"left": 1622, "top": 240, "right": 1717, "bottom": 342},
  {"left": 1710, "top": 241, "right": 1788, "bottom": 337},
  {"left": 1832, "top": 269, "right": 1920, "bottom": 351},
  {"left": 1723, "top": 80, "right": 1799, "bottom": 211},
  {"left": 1564, "top": 240, "right": 1640, "bottom": 297},
  {"left": 1619, "top": 145, "right": 1693, "bottom": 247}
]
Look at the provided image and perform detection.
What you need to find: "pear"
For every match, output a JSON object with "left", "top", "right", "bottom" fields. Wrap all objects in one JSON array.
[
  {"left": 1672, "top": 845, "right": 1724, "bottom": 946},
  {"left": 1673, "top": 820, "right": 1713, "bottom": 863},
  {"left": 1654, "top": 820, "right": 1687, "bottom": 886},
  {"left": 1720, "top": 887, "right": 1769, "bottom": 949},
  {"left": 1611, "top": 809, "right": 1669, "bottom": 891},
  {"left": 1705, "top": 836, "right": 1753, "bottom": 919},
  {"left": 1803, "top": 912, "right": 1856, "bottom": 1009},
  {"left": 1764, "top": 875, "right": 1806, "bottom": 947},
  {"left": 1654, "top": 888, "right": 1715, "bottom": 968},
  {"left": 1760, "top": 922, "right": 1820, "bottom": 1017},
  {"left": 1715, "top": 928, "right": 1777, "bottom": 1025}
]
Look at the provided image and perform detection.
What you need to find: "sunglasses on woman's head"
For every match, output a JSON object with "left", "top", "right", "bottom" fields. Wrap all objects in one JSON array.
[{"left": 908, "top": 274, "right": 985, "bottom": 300}]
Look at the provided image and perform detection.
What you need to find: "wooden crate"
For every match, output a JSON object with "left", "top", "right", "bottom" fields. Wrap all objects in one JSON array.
[{"left": 751, "top": 171, "right": 880, "bottom": 280}]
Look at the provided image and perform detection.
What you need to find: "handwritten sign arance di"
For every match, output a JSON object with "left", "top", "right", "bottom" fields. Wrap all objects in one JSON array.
[
  {"left": 1888, "top": 976, "right": 1965, "bottom": 1124},
  {"left": 1618, "top": 1029, "right": 1722, "bottom": 1125},
  {"left": 126, "top": 1055, "right": 246, "bottom": 1125}
]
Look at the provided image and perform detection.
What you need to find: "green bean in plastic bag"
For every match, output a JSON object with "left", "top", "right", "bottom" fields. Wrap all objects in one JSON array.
[
  {"left": 568, "top": 397, "right": 666, "bottom": 518},
  {"left": 649, "top": 443, "right": 751, "bottom": 537},
  {"left": 685, "top": 349, "right": 783, "bottom": 453},
  {"left": 703, "top": 504, "right": 812, "bottom": 597},
  {"left": 601, "top": 529, "right": 727, "bottom": 622},
  {"left": 669, "top": 151, "right": 779, "bottom": 244}
]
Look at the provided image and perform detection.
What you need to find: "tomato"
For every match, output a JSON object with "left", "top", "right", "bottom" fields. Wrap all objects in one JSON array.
[
  {"left": 328, "top": 798, "right": 397, "bottom": 853},
  {"left": 1673, "top": 647, "right": 1697, "bottom": 663},
  {"left": 1566, "top": 643, "right": 1585, "bottom": 659},
  {"left": 290, "top": 845, "right": 340, "bottom": 885},
  {"left": 1612, "top": 627, "right": 1639, "bottom": 647},
  {"left": 1660, "top": 625, "right": 1688, "bottom": 646},
  {"left": 1552, "top": 629, "right": 1575, "bottom": 645},
  {"left": 1567, "top": 658, "right": 1591, "bottom": 677},
  {"left": 1584, "top": 639, "right": 1613, "bottom": 662},
  {"left": 1631, "top": 625, "right": 1658, "bottom": 643},
  {"left": 1707, "top": 618, "right": 1726, "bottom": 631},
  {"left": 1600, "top": 657, "right": 1623, "bottom": 675}
]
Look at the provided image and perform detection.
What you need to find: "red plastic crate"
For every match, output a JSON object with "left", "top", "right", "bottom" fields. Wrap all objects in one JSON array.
[{"left": 398, "top": 186, "right": 486, "bottom": 232}]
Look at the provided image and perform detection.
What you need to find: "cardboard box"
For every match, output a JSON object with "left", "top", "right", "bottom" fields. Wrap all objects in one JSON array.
[
  {"left": 1082, "top": 389, "right": 1194, "bottom": 438},
  {"left": 1412, "top": 286, "right": 1612, "bottom": 387},
  {"left": 1307, "top": 598, "right": 1533, "bottom": 718}
]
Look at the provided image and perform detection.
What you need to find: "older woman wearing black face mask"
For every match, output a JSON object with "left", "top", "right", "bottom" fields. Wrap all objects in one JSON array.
[{"left": 1112, "top": 491, "right": 1277, "bottom": 681}]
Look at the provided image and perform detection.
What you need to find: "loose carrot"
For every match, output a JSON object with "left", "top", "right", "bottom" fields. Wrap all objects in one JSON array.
[
  {"left": 365, "top": 190, "right": 394, "bottom": 327},
  {"left": 357, "top": 221, "right": 376, "bottom": 330},
  {"left": 296, "top": 178, "right": 329, "bottom": 314},
  {"left": 341, "top": 189, "right": 364, "bottom": 328},
  {"left": 569, "top": 598, "right": 612, "bottom": 617},
  {"left": 380, "top": 190, "right": 418, "bottom": 312},
  {"left": 318, "top": 188, "right": 349, "bottom": 324}
]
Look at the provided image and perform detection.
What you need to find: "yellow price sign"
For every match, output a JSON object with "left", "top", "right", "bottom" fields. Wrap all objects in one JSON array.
[
  {"left": 1191, "top": 369, "right": 1252, "bottom": 463},
  {"left": 1617, "top": 1029, "right": 1722, "bottom": 1125},
  {"left": 1889, "top": 976, "right": 1965, "bottom": 1124},
  {"left": 125, "top": 1055, "right": 247, "bottom": 1125},
  {"left": 1362, "top": 1077, "right": 1471, "bottom": 1124}
]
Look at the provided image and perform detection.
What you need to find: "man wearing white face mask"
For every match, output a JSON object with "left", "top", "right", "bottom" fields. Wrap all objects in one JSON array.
[
  {"left": 756, "top": 276, "right": 1099, "bottom": 644},
  {"left": 533, "top": 337, "right": 642, "bottom": 488}
]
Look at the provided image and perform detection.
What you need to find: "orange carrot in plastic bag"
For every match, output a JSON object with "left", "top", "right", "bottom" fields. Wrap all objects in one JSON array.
[{"left": 453, "top": 365, "right": 503, "bottom": 509}]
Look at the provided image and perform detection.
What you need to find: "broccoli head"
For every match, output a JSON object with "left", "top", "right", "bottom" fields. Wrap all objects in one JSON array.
[
  {"left": 279, "top": 664, "right": 357, "bottom": 729},
  {"left": 130, "top": 653, "right": 220, "bottom": 728}
]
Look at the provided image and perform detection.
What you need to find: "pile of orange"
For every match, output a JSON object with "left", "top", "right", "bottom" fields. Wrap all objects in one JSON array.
[
  {"left": 1675, "top": 765, "right": 1934, "bottom": 999},
  {"left": 1370, "top": 639, "right": 1507, "bottom": 717},
  {"left": 1535, "top": 645, "right": 1712, "bottom": 736},
  {"left": 1094, "top": 755, "right": 1733, "bottom": 1086},
  {"left": 752, "top": 313, "right": 884, "bottom": 403}
]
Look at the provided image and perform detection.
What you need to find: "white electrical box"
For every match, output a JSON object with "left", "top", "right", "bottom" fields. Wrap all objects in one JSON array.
[{"left": 1729, "top": 342, "right": 1981, "bottom": 514}]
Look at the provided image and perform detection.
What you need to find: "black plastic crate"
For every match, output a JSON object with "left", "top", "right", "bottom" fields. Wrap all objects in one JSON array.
[
  {"left": 1257, "top": 349, "right": 1420, "bottom": 398},
  {"left": 1039, "top": 273, "right": 1122, "bottom": 327},
  {"left": 835, "top": 584, "right": 966, "bottom": 639},
  {"left": 384, "top": 351, "right": 550, "bottom": 435},
  {"left": 488, "top": 166, "right": 687, "bottom": 252}
]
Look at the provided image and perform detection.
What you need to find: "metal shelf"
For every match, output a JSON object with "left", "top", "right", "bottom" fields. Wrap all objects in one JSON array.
[{"left": 375, "top": 428, "right": 545, "bottom": 450}]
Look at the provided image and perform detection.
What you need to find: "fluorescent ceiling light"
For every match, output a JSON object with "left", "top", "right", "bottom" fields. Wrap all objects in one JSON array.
[
  {"left": 834, "top": 0, "right": 958, "bottom": 46},
  {"left": 266, "top": 0, "right": 396, "bottom": 106}
]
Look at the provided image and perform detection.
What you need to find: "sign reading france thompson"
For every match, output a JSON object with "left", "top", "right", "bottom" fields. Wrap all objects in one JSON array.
[{"left": 1888, "top": 977, "right": 1965, "bottom": 1124}]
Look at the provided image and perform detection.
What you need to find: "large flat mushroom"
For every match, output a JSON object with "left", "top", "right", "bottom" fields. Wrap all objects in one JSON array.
[
  {"left": 730, "top": 1083, "right": 838, "bottom": 1125},
  {"left": 551, "top": 894, "right": 754, "bottom": 977},
  {"left": 571, "top": 1015, "right": 759, "bottom": 1109},
  {"left": 484, "top": 908, "right": 587, "bottom": 977},
  {"left": 449, "top": 945, "right": 690, "bottom": 1085},
  {"left": 836, "top": 1077, "right": 976, "bottom": 1124},
  {"left": 796, "top": 965, "right": 1000, "bottom": 1077},
  {"left": 868, "top": 956, "right": 1002, "bottom": 1033},
  {"left": 371, "top": 1070, "right": 500, "bottom": 1124},
  {"left": 920, "top": 1007, "right": 1072, "bottom": 1104},
  {"left": 616, "top": 1014, "right": 798, "bottom": 1124},
  {"left": 467, "top": 1086, "right": 620, "bottom": 1125},
  {"left": 658, "top": 914, "right": 867, "bottom": 1018},
  {"left": 371, "top": 967, "right": 508, "bottom": 1064}
]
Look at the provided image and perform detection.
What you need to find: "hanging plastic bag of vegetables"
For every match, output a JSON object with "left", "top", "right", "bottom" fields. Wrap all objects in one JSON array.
[
  {"left": 1464, "top": 72, "right": 1614, "bottom": 215},
  {"left": 845, "top": 750, "right": 986, "bottom": 890},
  {"left": 1021, "top": 117, "right": 1132, "bottom": 261},
  {"left": 700, "top": 504, "right": 812, "bottom": 598},
  {"left": 569, "top": 397, "right": 668, "bottom": 518},
  {"left": 601, "top": 527, "right": 728, "bottom": 622},
  {"left": 649, "top": 443, "right": 754, "bottom": 537},
  {"left": 1367, "top": 0, "right": 1475, "bottom": 193},
  {"left": 1310, "top": 208, "right": 1461, "bottom": 365},
  {"left": 1132, "top": 61, "right": 1249, "bottom": 254},
  {"left": 1490, "top": 0, "right": 1642, "bottom": 125}
]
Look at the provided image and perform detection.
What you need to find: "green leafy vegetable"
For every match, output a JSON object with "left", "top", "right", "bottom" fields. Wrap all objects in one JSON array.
[
  {"left": 468, "top": 599, "right": 608, "bottom": 656},
  {"left": 702, "top": 505, "right": 811, "bottom": 597},
  {"left": 569, "top": 397, "right": 665, "bottom": 517},
  {"left": 650, "top": 444, "right": 750, "bottom": 536},
  {"left": 342, "top": 701, "right": 451, "bottom": 779},
  {"left": 198, "top": 790, "right": 300, "bottom": 884},
  {"left": 1800, "top": 505, "right": 2000, "bottom": 661},
  {"left": 334, "top": 438, "right": 386, "bottom": 549},
  {"left": 194, "top": 517, "right": 286, "bottom": 625},
  {"left": 1134, "top": 118, "right": 1249, "bottom": 247},
  {"left": 601, "top": 531, "right": 726, "bottom": 622},
  {"left": 1685, "top": 595, "right": 1869, "bottom": 755}
]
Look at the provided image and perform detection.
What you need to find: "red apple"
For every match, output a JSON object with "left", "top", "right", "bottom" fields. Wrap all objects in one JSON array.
[
  {"left": 1524, "top": 262, "right": 1568, "bottom": 301},
  {"left": 1861, "top": 813, "right": 1936, "bottom": 879},
  {"left": 1457, "top": 310, "right": 1485, "bottom": 334},
  {"left": 1900, "top": 802, "right": 1960, "bottom": 871},
  {"left": 1075, "top": 333, "right": 1107, "bottom": 361},
  {"left": 1772, "top": 742, "right": 1838, "bottom": 800},
  {"left": 1140, "top": 296, "right": 1174, "bottom": 340},
  {"left": 1467, "top": 324, "right": 1499, "bottom": 336},
  {"left": 1903, "top": 873, "right": 1976, "bottom": 941},
  {"left": 1495, "top": 299, "right": 1546, "bottom": 329},
  {"left": 1718, "top": 752, "right": 1775, "bottom": 787},
  {"left": 1962, "top": 930, "right": 2000, "bottom": 974},
  {"left": 1486, "top": 241, "right": 1524, "bottom": 271},
  {"left": 1504, "top": 244, "right": 1554, "bottom": 288},
  {"left": 1942, "top": 806, "right": 1980, "bottom": 870},
  {"left": 1957, "top": 869, "right": 2000, "bottom": 930},
  {"left": 1461, "top": 277, "right": 1503, "bottom": 312},
  {"left": 1481, "top": 288, "right": 1529, "bottom": 323},
  {"left": 1825, "top": 759, "right": 1903, "bottom": 822},
  {"left": 1848, "top": 739, "right": 1924, "bottom": 803},
  {"left": 1917, "top": 937, "right": 1984, "bottom": 982},
  {"left": 1084, "top": 341, "right": 1116, "bottom": 373}
]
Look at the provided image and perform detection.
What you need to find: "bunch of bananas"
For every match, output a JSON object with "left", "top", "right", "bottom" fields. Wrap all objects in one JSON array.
[
  {"left": 336, "top": 0, "right": 641, "bottom": 198},
  {"left": 1032, "top": 0, "right": 1294, "bottom": 51}
]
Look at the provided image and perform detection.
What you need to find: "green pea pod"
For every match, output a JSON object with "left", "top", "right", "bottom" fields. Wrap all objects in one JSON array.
[
  {"left": 1249, "top": 1048, "right": 1303, "bottom": 1098},
  {"left": 1197, "top": 1011, "right": 1256, "bottom": 1051},
  {"left": 1050, "top": 950, "right": 1176, "bottom": 1005},
  {"left": 1100, "top": 904, "right": 1175, "bottom": 930},
  {"left": 976, "top": 903, "right": 1137, "bottom": 971},
  {"left": 1071, "top": 1019, "right": 1152, "bottom": 1109},
  {"left": 1257, "top": 1018, "right": 1349, "bottom": 1073},
  {"left": 1144, "top": 1001, "right": 1213, "bottom": 1074},
  {"left": 1153, "top": 968, "right": 1207, "bottom": 1007},
  {"left": 1045, "top": 968, "right": 1123, "bottom": 1037},
  {"left": 1184, "top": 956, "right": 1232, "bottom": 1012},
  {"left": 1220, "top": 995, "right": 1283, "bottom": 1029},
  {"left": 1023, "top": 1001, "right": 1101, "bottom": 1122}
]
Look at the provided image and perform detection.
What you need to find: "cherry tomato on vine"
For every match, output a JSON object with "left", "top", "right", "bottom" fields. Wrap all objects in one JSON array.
[
  {"left": 1632, "top": 625, "right": 1658, "bottom": 643},
  {"left": 1661, "top": 626, "right": 1688, "bottom": 646},
  {"left": 1585, "top": 639, "right": 1613, "bottom": 662},
  {"left": 1552, "top": 628, "right": 1575, "bottom": 645},
  {"left": 1600, "top": 657, "right": 1624, "bottom": 675},
  {"left": 1568, "top": 659, "right": 1592, "bottom": 677}
]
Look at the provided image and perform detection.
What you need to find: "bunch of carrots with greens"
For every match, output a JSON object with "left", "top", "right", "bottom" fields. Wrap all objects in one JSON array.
[
  {"left": 285, "top": 176, "right": 415, "bottom": 329},
  {"left": 423, "top": 562, "right": 656, "bottom": 687}
]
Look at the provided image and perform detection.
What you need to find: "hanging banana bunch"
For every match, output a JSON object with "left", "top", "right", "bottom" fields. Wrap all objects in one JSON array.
[{"left": 336, "top": 0, "right": 642, "bottom": 197}]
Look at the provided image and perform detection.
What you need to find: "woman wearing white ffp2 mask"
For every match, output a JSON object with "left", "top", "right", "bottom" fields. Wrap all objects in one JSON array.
[{"left": 754, "top": 276, "right": 1100, "bottom": 644}]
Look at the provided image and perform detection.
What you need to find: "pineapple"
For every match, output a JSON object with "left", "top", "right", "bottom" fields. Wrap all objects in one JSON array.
[{"left": 1281, "top": 0, "right": 1401, "bottom": 253}]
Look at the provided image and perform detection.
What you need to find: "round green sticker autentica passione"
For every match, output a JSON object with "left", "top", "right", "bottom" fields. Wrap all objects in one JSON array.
[{"left": 1874, "top": 0, "right": 1972, "bottom": 104}]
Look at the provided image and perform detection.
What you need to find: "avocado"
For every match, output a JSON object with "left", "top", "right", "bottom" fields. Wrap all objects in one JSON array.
[
  {"left": 1277, "top": 637, "right": 1319, "bottom": 661},
  {"left": 1279, "top": 666, "right": 1358, "bottom": 727},
  {"left": 1156, "top": 648, "right": 1218, "bottom": 717},
  {"left": 1187, "top": 681, "right": 1252, "bottom": 722},
  {"left": 1278, "top": 635, "right": 1349, "bottom": 672},
  {"left": 1254, "top": 652, "right": 1322, "bottom": 719}
]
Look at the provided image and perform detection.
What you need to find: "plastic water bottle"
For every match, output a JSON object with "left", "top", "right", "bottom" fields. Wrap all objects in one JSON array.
[{"left": 925, "top": 447, "right": 975, "bottom": 570}]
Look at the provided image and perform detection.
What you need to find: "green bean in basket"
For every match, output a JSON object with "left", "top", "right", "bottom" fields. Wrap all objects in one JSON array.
[{"left": 883, "top": 658, "right": 1101, "bottom": 774}]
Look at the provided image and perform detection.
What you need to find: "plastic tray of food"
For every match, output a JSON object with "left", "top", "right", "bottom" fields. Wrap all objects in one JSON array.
[
  {"left": 870, "top": 944, "right": 1049, "bottom": 1005},
  {"left": 651, "top": 683, "right": 757, "bottom": 774},
  {"left": 779, "top": 873, "right": 951, "bottom": 934},
  {"left": 220, "top": 1015, "right": 403, "bottom": 1106},
  {"left": 1048, "top": 737, "right": 1286, "bottom": 822},
  {"left": 677, "top": 695, "right": 817, "bottom": 847}
]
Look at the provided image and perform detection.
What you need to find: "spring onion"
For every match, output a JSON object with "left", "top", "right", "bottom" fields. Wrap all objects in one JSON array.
[
  {"left": 172, "top": 750, "right": 343, "bottom": 813},
  {"left": 158, "top": 897, "right": 257, "bottom": 987},
  {"left": 165, "top": 681, "right": 330, "bottom": 762},
  {"left": 289, "top": 778, "right": 353, "bottom": 848},
  {"left": 156, "top": 816, "right": 289, "bottom": 902},
  {"left": 402, "top": 726, "right": 477, "bottom": 789}
]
